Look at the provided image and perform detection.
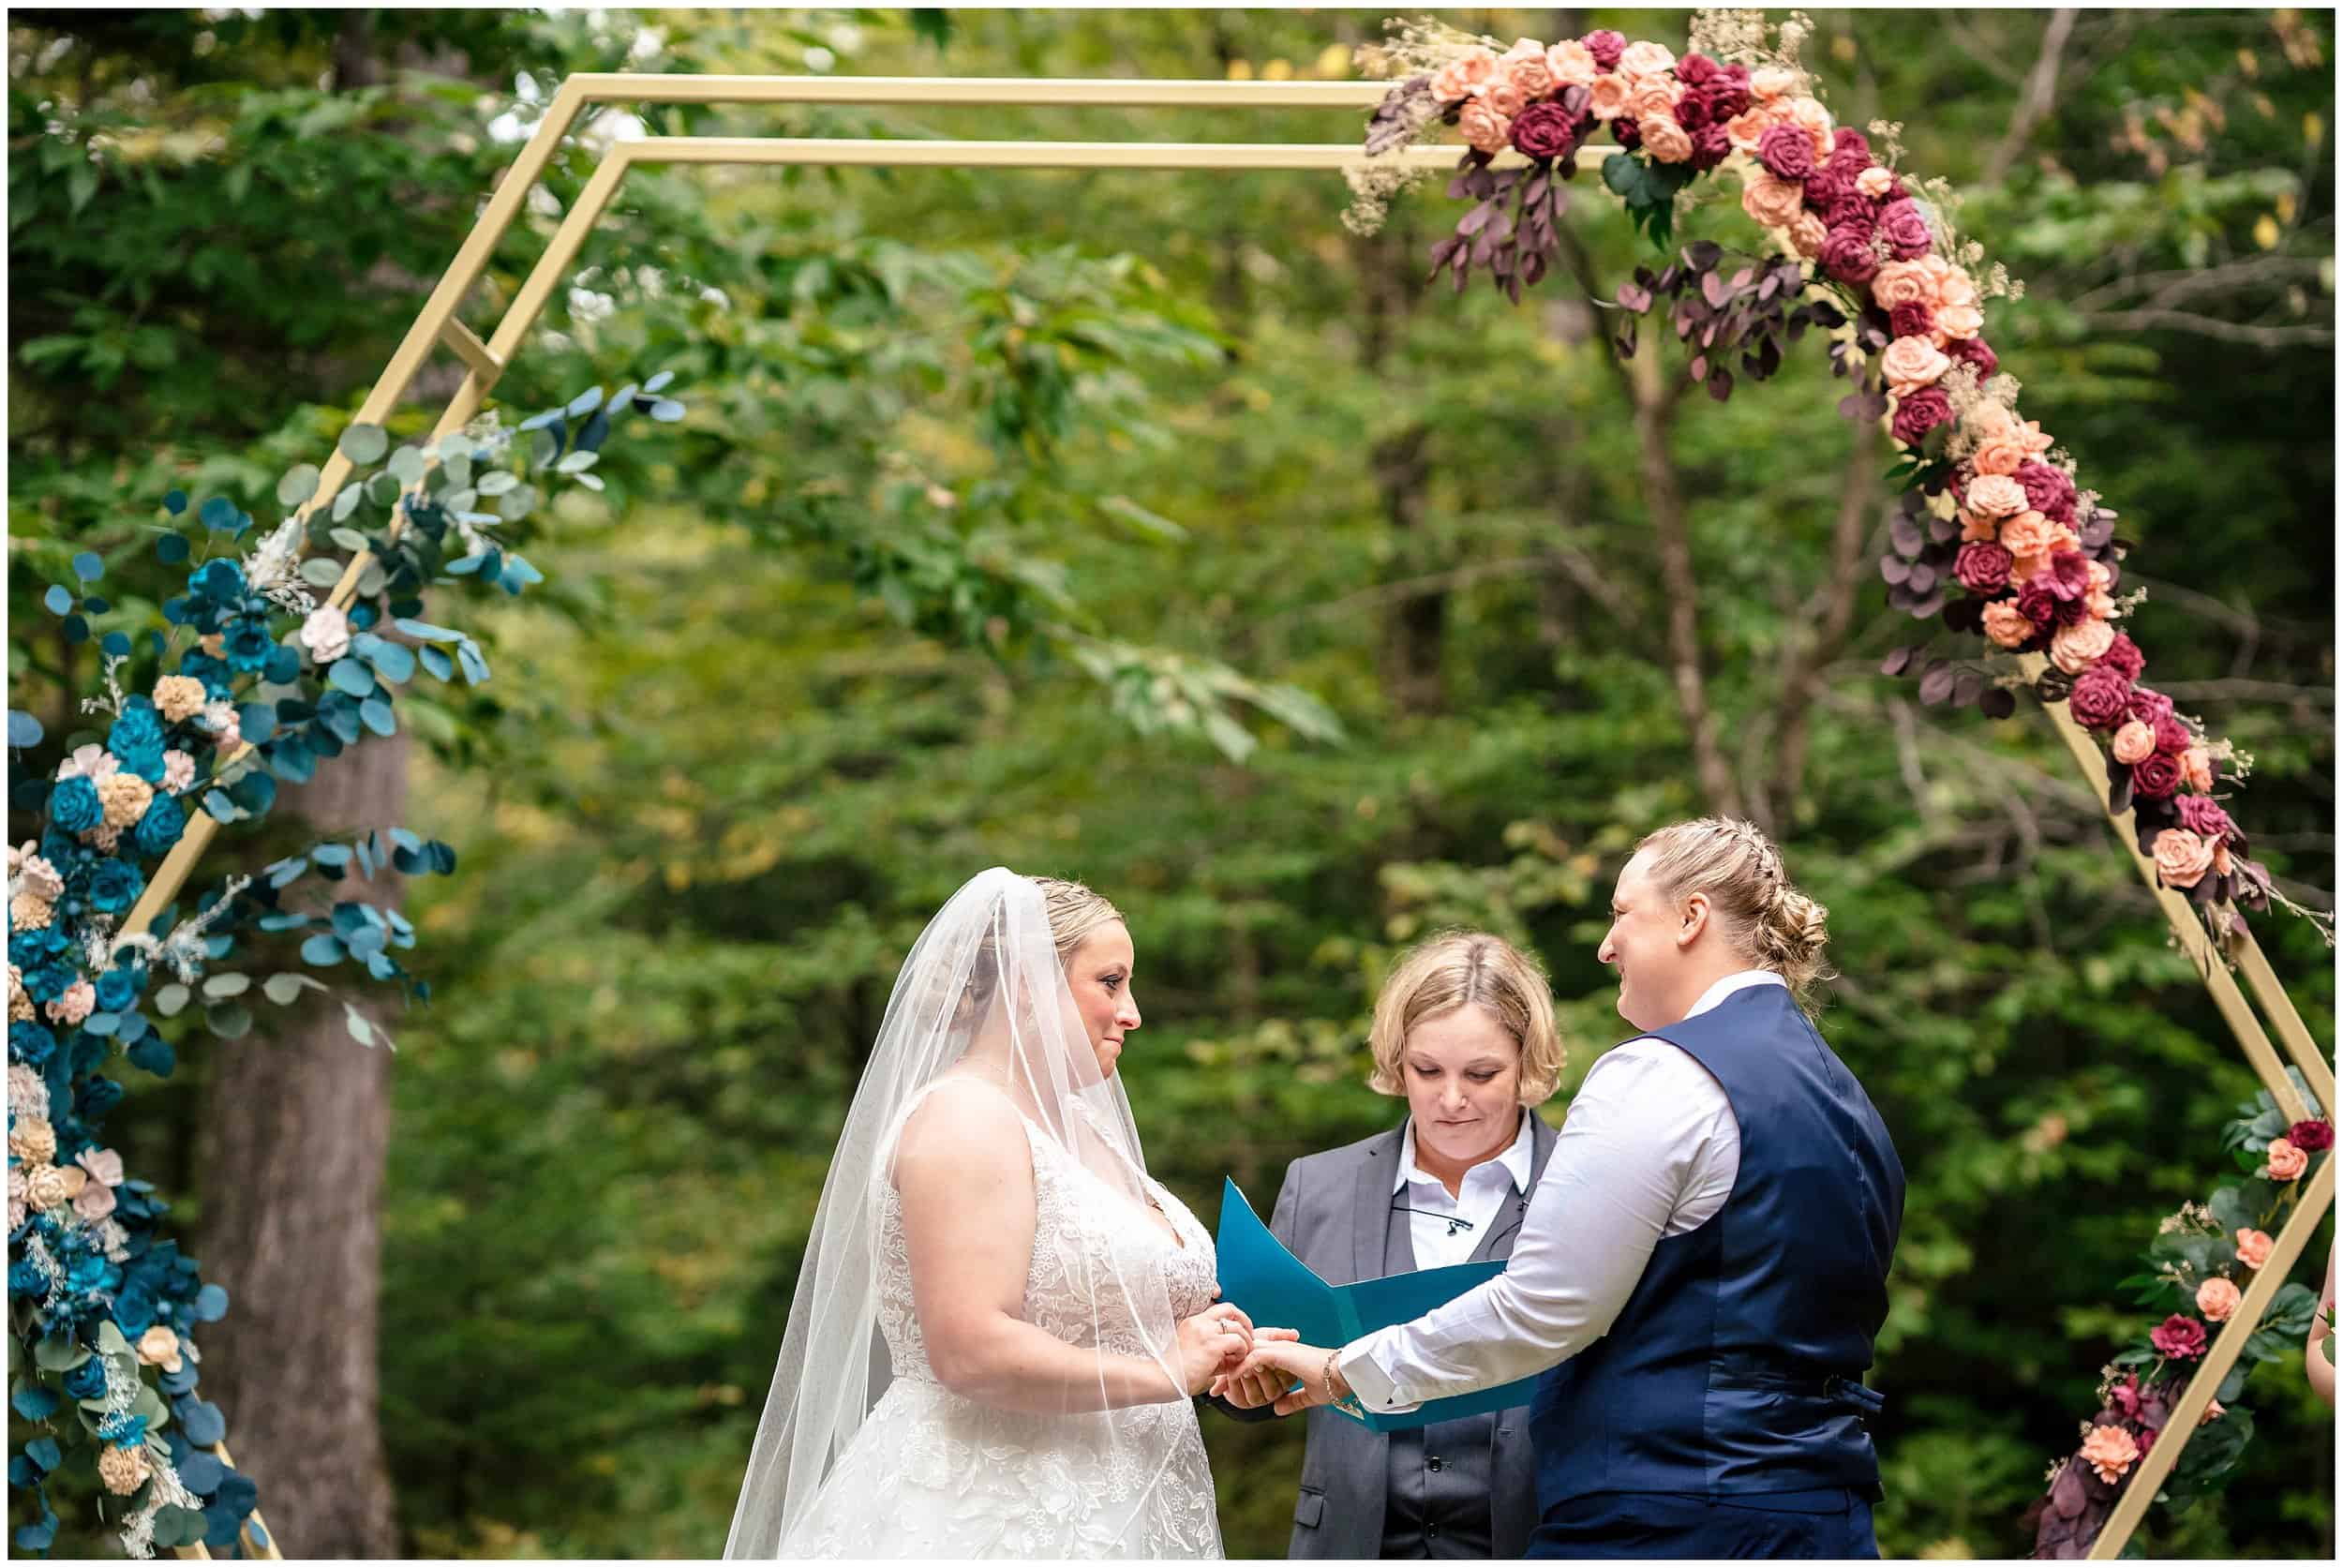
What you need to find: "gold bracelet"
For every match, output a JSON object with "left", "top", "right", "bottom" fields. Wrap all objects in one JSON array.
[{"left": 1320, "top": 1348, "right": 1364, "bottom": 1415}]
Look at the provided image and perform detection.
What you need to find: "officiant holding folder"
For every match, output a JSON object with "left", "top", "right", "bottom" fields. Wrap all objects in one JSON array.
[{"left": 1209, "top": 932, "right": 1563, "bottom": 1560}]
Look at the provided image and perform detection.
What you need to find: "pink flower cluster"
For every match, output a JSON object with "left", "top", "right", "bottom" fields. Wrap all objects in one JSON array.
[{"left": 1425, "top": 31, "right": 1757, "bottom": 172}]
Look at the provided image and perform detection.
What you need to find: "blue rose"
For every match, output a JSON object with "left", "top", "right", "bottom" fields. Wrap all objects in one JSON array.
[
  {"left": 50, "top": 776, "right": 102, "bottom": 834},
  {"left": 95, "top": 1411, "right": 146, "bottom": 1446},
  {"left": 76, "top": 1076, "right": 125, "bottom": 1123},
  {"left": 178, "top": 650, "right": 234, "bottom": 701},
  {"left": 112, "top": 1282, "right": 156, "bottom": 1337},
  {"left": 132, "top": 794, "right": 186, "bottom": 859},
  {"left": 188, "top": 560, "right": 246, "bottom": 603},
  {"left": 21, "top": 964, "right": 71, "bottom": 1005},
  {"left": 221, "top": 619, "right": 275, "bottom": 675},
  {"left": 9, "top": 1023, "right": 57, "bottom": 1068},
  {"left": 7, "top": 1259, "right": 47, "bottom": 1301},
  {"left": 62, "top": 1356, "right": 107, "bottom": 1399},
  {"left": 88, "top": 859, "right": 143, "bottom": 915},
  {"left": 8, "top": 931, "right": 50, "bottom": 970},
  {"left": 94, "top": 966, "right": 145, "bottom": 1014}
]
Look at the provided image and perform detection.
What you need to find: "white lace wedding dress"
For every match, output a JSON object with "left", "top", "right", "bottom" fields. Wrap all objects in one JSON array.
[{"left": 777, "top": 1086, "right": 1225, "bottom": 1559}]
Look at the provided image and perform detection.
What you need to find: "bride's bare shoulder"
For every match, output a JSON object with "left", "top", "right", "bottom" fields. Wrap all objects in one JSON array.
[{"left": 897, "top": 1075, "right": 1033, "bottom": 1170}]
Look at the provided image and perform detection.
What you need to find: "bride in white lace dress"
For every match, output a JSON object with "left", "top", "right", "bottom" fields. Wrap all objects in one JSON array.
[{"left": 724, "top": 870, "right": 1253, "bottom": 1559}]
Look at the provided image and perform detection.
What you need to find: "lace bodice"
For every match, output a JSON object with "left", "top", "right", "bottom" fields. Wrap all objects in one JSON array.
[{"left": 873, "top": 1082, "right": 1218, "bottom": 1381}]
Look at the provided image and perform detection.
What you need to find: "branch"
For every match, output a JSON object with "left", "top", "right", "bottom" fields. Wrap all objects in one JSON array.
[
  {"left": 2150, "top": 678, "right": 2336, "bottom": 709},
  {"left": 2075, "top": 307, "right": 2336, "bottom": 349},
  {"left": 2128, "top": 575, "right": 2329, "bottom": 645},
  {"left": 2067, "top": 252, "right": 2333, "bottom": 317},
  {"left": 1983, "top": 8, "right": 2080, "bottom": 185}
]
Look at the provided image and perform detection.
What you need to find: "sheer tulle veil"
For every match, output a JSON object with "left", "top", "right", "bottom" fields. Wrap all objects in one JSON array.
[{"left": 724, "top": 867, "right": 1186, "bottom": 1558}]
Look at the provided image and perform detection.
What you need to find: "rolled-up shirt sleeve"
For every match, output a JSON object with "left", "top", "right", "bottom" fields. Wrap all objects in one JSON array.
[{"left": 1339, "top": 1039, "right": 1735, "bottom": 1413}]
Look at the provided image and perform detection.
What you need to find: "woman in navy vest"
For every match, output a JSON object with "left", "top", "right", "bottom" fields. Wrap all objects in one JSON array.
[
  {"left": 1211, "top": 933, "right": 1562, "bottom": 1558},
  {"left": 1220, "top": 819, "right": 1905, "bottom": 1559}
]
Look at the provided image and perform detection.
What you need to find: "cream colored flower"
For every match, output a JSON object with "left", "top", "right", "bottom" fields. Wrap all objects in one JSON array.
[
  {"left": 1871, "top": 261, "right": 1935, "bottom": 311},
  {"left": 2112, "top": 721, "right": 2156, "bottom": 766},
  {"left": 1500, "top": 38, "right": 1556, "bottom": 99},
  {"left": 10, "top": 890, "right": 53, "bottom": 932},
  {"left": 1856, "top": 166, "right": 1894, "bottom": 198},
  {"left": 1936, "top": 302, "right": 1985, "bottom": 341},
  {"left": 1627, "top": 78, "right": 1679, "bottom": 122},
  {"left": 1544, "top": 39, "right": 1599, "bottom": 88},
  {"left": 1430, "top": 48, "right": 1500, "bottom": 104},
  {"left": 1749, "top": 66, "right": 1799, "bottom": 102},
  {"left": 1963, "top": 474, "right": 2030, "bottom": 520},
  {"left": 73, "top": 1180, "right": 116, "bottom": 1221},
  {"left": 136, "top": 1325, "right": 185, "bottom": 1374},
  {"left": 25, "top": 1163, "right": 82, "bottom": 1213},
  {"left": 1588, "top": 74, "right": 1634, "bottom": 121},
  {"left": 2153, "top": 828, "right": 2216, "bottom": 890},
  {"left": 1790, "top": 212, "right": 1828, "bottom": 258},
  {"left": 1619, "top": 39, "right": 1678, "bottom": 78},
  {"left": 1740, "top": 172, "right": 1808, "bottom": 231},
  {"left": 162, "top": 750, "right": 197, "bottom": 795},
  {"left": 154, "top": 675, "right": 209, "bottom": 724},
  {"left": 97, "top": 1442, "right": 149, "bottom": 1496},
  {"left": 300, "top": 605, "right": 352, "bottom": 665},
  {"left": 55, "top": 743, "right": 120, "bottom": 784},
  {"left": 1783, "top": 95, "right": 1834, "bottom": 159},
  {"left": 1638, "top": 115, "right": 1694, "bottom": 165},
  {"left": 48, "top": 979, "right": 96, "bottom": 1028},
  {"left": 8, "top": 1117, "right": 56, "bottom": 1166},
  {"left": 97, "top": 771, "right": 154, "bottom": 829},
  {"left": 1484, "top": 78, "right": 1529, "bottom": 119},
  {"left": 1881, "top": 336, "right": 1950, "bottom": 396},
  {"left": 17, "top": 853, "right": 63, "bottom": 901}
]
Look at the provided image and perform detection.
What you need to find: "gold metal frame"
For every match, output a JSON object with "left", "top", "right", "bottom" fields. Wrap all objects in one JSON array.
[{"left": 117, "top": 75, "right": 2325, "bottom": 1561}]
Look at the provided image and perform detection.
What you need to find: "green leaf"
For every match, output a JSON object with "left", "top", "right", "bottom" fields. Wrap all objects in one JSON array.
[
  {"left": 201, "top": 972, "right": 250, "bottom": 999},
  {"left": 153, "top": 983, "right": 190, "bottom": 1018},
  {"left": 300, "top": 558, "right": 346, "bottom": 588},
  {"left": 387, "top": 444, "right": 427, "bottom": 485},
  {"left": 261, "top": 972, "right": 322, "bottom": 1005},
  {"left": 205, "top": 1002, "right": 253, "bottom": 1039},
  {"left": 276, "top": 463, "right": 321, "bottom": 509},
  {"left": 337, "top": 425, "right": 389, "bottom": 466},
  {"left": 332, "top": 482, "right": 365, "bottom": 522}
]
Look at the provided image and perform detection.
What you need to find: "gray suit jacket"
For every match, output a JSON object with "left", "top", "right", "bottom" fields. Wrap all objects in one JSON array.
[{"left": 1223, "top": 1113, "right": 1558, "bottom": 1560}]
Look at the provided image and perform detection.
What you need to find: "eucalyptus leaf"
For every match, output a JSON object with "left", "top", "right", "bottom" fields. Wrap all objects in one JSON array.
[
  {"left": 387, "top": 444, "right": 427, "bottom": 485},
  {"left": 476, "top": 470, "right": 519, "bottom": 496},
  {"left": 299, "top": 559, "right": 345, "bottom": 588},
  {"left": 330, "top": 527, "right": 370, "bottom": 555},
  {"left": 275, "top": 464, "right": 321, "bottom": 508},
  {"left": 336, "top": 425, "right": 389, "bottom": 465},
  {"left": 204, "top": 1002, "right": 253, "bottom": 1039},
  {"left": 262, "top": 972, "right": 323, "bottom": 1005},
  {"left": 201, "top": 973, "right": 250, "bottom": 999},
  {"left": 154, "top": 983, "right": 191, "bottom": 1018}
]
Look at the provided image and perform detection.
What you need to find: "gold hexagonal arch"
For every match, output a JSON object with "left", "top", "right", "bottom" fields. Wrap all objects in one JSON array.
[{"left": 138, "top": 75, "right": 2327, "bottom": 1562}]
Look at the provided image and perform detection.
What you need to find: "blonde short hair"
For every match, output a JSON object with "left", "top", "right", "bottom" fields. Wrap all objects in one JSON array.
[
  {"left": 1633, "top": 818, "right": 1834, "bottom": 1007},
  {"left": 1366, "top": 931, "right": 1563, "bottom": 1106}
]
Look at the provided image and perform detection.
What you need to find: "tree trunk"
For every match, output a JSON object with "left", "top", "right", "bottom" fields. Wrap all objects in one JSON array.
[
  {"left": 1357, "top": 221, "right": 1446, "bottom": 717},
  {"left": 196, "top": 728, "right": 407, "bottom": 1557}
]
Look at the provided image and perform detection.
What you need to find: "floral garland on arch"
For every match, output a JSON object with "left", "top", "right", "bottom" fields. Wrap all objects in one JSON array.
[
  {"left": 1346, "top": 10, "right": 2329, "bottom": 945},
  {"left": 2029, "top": 1083, "right": 2330, "bottom": 1557},
  {"left": 5, "top": 376, "right": 687, "bottom": 1557}
]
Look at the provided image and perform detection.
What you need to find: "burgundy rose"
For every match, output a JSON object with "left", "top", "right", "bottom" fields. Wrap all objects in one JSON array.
[
  {"left": 2150, "top": 1314, "right": 2208, "bottom": 1361},
  {"left": 1954, "top": 541, "right": 2014, "bottom": 594},
  {"left": 2016, "top": 578, "right": 2061, "bottom": 628},
  {"left": 2054, "top": 594, "right": 2089, "bottom": 628},
  {"left": 1803, "top": 166, "right": 1856, "bottom": 210},
  {"left": 1511, "top": 102, "right": 1578, "bottom": 161},
  {"left": 2288, "top": 1118, "right": 2335, "bottom": 1153},
  {"left": 1692, "top": 122, "right": 1733, "bottom": 170},
  {"left": 1891, "top": 388, "right": 1952, "bottom": 445},
  {"left": 2153, "top": 714, "right": 2193, "bottom": 754},
  {"left": 1878, "top": 197, "right": 1934, "bottom": 260},
  {"left": 1676, "top": 90, "right": 1714, "bottom": 130},
  {"left": 1820, "top": 223, "right": 1881, "bottom": 285},
  {"left": 2174, "top": 794, "right": 2235, "bottom": 843},
  {"left": 1758, "top": 122, "right": 1815, "bottom": 181},
  {"left": 1880, "top": 177, "right": 1912, "bottom": 203},
  {"left": 1889, "top": 302, "right": 1936, "bottom": 341},
  {"left": 2127, "top": 686, "right": 2174, "bottom": 727},
  {"left": 2068, "top": 665, "right": 2134, "bottom": 730},
  {"left": 1675, "top": 52, "right": 1720, "bottom": 86},
  {"left": 2019, "top": 460, "right": 2078, "bottom": 523},
  {"left": 1828, "top": 127, "right": 1873, "bottom": 169},
  {"left": 2132, "top": 752, "right": 2183, "bottom": 800},
  {"left": 2041, "top": 550, "right": 2092, "bottom": 603},
  {"left": 1700, "top": 70, "right": 1752, "bottom": 124},
  {"left": 2099, "top": 632, "right": 2143, "bottom": 681},
  {"left": 1612, "top": 114, "right": 1642, "bottom": 151},
  {"left": 1827, "top": 193, "right": 1880, "bottom": 231},
  {"left": 1948, "top": 336, "right": 1999, "bottom": 379},
  {"left": 1582, "top": 29, "right": 1626, "bottom": 70}
]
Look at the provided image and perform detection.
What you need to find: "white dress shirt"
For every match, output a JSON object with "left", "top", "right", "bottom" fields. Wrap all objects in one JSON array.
[
  {"left": 1342, "top": 970, "right": 1778, "bottom": 1413},
  {"left": 1394, "top": 1106, "right": 1538, "bottom": 1271}
]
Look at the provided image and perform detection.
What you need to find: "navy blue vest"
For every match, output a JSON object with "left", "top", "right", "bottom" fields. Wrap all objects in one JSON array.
[{"left": 1528, "top": 983, "right": 1903, "bottom": 1503}]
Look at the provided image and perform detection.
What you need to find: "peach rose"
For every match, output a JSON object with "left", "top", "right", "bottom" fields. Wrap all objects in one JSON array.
[
  {"left": 2015, "top": 416, "right": 2055, "bottom": 455},
  {"left": 1928, "top": 258, "right": 1980, "bottom": 309},
  {"left": 1881, "top": 336, "right": 1951, "bottom": 396},
  {"left": 2265, "top": 1137, "right": 2309, "bottom": 1181},
  {"left": 1963, "top": 474, "right": 2029, "bottom": 519},
  {"left": 1784, "top": 95, "right": 1835, "bottom": 159},
  {"left": 153, "top": 675, "right": 208, "bottom": 724},
  {"left": 1484, "top": 79, "right": 1529, "bottom": 118},
  {"left": 1628, "top": 78, "right": 1679, "bottom": 122},
  {"left": 1983, "top": 601, "right": 2036, "bottom": 649},
  {"left": 1545, "top": 39, "right": 1600, "bottom": 88},
  {"left": 1639, "top": 115, "right": 1694, "bottom": 164},
  {"left": 1790, "top": 212, "right": 1828, "bottom": 258},
  {"left": 2112, "top": 721, "right": 2156, "bottom": 766},
  {"left": 1588, "top": 73, "right": 1634, "bottom": 121},
  {"left": 1750, "top": 66, "right": 1799, "bottom": 102},
  {"left": 2087, "top": 590, "right": 2118, "bottom": 621},
  {"left": 2051, "top": 619, "right": 2115, "bottom": 676},
  {"left": 1501, "top": 40, "right": 1556, "bottom": 99},
  {"left": 2182, "top": 746, "right": 2216, "bottom": 793},
  {"left": 2196, "top": 1276, "right": 2243, "bottom": 1322},
  {"left": 2213, "top": 842, "right": 2233, "bottom": 877},
  {"left": 1966, "top": 399, "right": 2017, "bottom": 440},
  {"left": 73, "top": 1180, "right": 116, "bottom": 1222},
  {"left": 76, "top": 1147, "right": 123, "bottom": 1187},
  {"left": 1431, "top": 49, "right": 1500, "bottom": 104},
  {"left": 2087, "top": 560, "right": 2113, "bottom": 591},
  {"left": 48, "top": 979, "right": 96, "bottom": 1028},
  {"left": 1936, "top": 302, "right": 1986, "bottom": 341},
  {"left": 2153, "top": 828, "right": 2216, "bottom": 889},
  {"left": 137, "top": 1325, "right": 185, "bottom": 1373},
  {"left": 2079, "top": 1424, "right": 2140, "bottom": 1484},
  {"left": 1972, "top": 437, "right": 2030, "bottom": 477},
  {"left": 1740, "top": 172, "right": 1808, "bottom": 231},
  {"left": 1619, "top": 39, "right": 1678, "bottom": 78},
  {"left": 1872, "top": 261, "right": 1935, "bottom": 310},
  {"left": 1458, "top": 100, "right": 1514, "bottom": 155},
  {"left": 2236, "top": 1228, "right": 2274, "bottom": 1270},
  {"left": 1856, "top": 166, "right": 1894, "bottom": 199},
  {"left": 1998, "top": 511, "right": 2057, "bottom": 561},
  {"left": 97, "top": 771, "right": 153, "bottom": 829},
  {"left": 1724, "top": 106, "right": 1776, "bottom": 154},
  {"left": 2201, "top": 1398, "right": 2226, "bottom": 1426}
]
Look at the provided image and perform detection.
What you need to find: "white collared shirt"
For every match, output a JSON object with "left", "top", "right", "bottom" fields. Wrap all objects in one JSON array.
[
  {"left": 1393, "top": 1106, "right": 1537, "bottom": 1271},
  {"left": 1342, "top": 970, "right": 1778, "bottom": 1413}
]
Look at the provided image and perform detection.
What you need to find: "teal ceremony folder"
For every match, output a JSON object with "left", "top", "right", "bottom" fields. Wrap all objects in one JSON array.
[{"left": 1213, "top": 1177, "right": 1544, "bottom": 1432}]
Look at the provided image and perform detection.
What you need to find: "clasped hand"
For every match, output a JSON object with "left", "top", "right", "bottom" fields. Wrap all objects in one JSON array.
[
  {"left": 1178, "top": 1294, "right": 1305, "bottom": 1397},
  {"left": 1208, "top": 1337, "right": 1337, "bottom": 1416}
]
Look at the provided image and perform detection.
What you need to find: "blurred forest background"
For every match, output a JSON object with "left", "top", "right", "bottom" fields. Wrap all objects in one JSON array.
[{"left": 7, "top": 6, "right": 2336, "bottom": 1558}]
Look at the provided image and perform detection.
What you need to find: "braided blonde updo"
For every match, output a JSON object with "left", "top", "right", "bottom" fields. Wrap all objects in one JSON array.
[
  {"left": 1633, "top": 818, "right": 1834, "bottom": 1007},
  {"left": 952, "top": 874, "right": 1126, "bottom": 1030}
]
